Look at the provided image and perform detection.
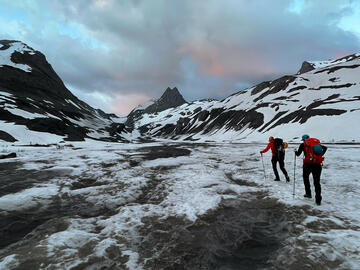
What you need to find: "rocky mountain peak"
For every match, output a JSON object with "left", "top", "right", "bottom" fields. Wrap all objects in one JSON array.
[
  {"left": 156, "top": 87, "right": 186, "bottom": 107},
  {"left": 125, "top": 87, "right": 187, "bottom": 127},
  {"left": 297, "top": 61, "right": 315, "bottom": 74}
]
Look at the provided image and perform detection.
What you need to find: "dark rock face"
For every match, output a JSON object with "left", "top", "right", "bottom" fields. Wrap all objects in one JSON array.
[
  {"left": 297, "top": 61, "right": 315, "bottom": 74},
  {"left": 0, "top": 130, "right": 17, "bottom": 142},
  {"left": 126, "top": 87, "right": 186, "bottom": 127},
  {"left": 95, "top": 109, "right": 119, "bottom": 120},
  {"left": 26, "top": 118, "right": 88, "bottom": 141},
  {"left": 253, "top": 76, "right": 296, "bottom": 103},
  {"left": 145, "top": 87, "right": 186, "bottom": 114},
  {"left": 0, "top": 153, "right": 17, "bottom": 159},
  {"left": 314, "top": 64, "right": 360, "bottom": 75}
]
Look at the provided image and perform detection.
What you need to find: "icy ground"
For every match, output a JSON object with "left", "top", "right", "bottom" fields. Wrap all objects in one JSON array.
[{"left": 0, "top": 141, "right": 359, "bottom": 269}]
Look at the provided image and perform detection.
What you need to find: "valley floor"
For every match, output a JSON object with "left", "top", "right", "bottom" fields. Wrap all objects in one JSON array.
[{"left": 0, "top": 141, "right": 359, "bottom": 269}]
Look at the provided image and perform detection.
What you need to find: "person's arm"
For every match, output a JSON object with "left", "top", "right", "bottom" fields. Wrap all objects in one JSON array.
[
  {"left": 294, "top": 143, "right": 304, "bottom": 156},
  {"left": 321, "top": 145, "right": 327, "bottom": 155},
  {"left": 260, "top": 142, "right": 271, "bottom": 154}
]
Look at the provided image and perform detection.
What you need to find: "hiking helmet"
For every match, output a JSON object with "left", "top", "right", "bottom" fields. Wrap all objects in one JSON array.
[
  {"left": 268, "top": 136, "right": 274, "bottom": 141},
  {"left": 302, "top": 134, "right": 309, "bottom": 141}
]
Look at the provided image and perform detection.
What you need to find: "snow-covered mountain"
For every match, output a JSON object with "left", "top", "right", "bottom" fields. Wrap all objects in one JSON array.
[
  {"left": 0, "top": 40, "right": 128, "bottom": 144},
  {"left": 134, "top": 53, "right": 360, "bottom": 143},
  {"left": 1, "top": 39, "right": 359, "bottom": 144}
]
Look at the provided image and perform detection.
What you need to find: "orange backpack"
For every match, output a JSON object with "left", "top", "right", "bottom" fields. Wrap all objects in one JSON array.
[{"left": 303, "top": 138, "right": 324, "bottom": 164}]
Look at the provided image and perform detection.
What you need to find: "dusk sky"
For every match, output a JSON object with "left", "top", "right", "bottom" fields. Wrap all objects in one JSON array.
[{"left": 1, "top": 0, "right": 360, "bottom": 116}]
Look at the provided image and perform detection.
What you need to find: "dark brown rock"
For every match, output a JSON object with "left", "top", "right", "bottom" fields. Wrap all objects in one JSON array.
[
  {"left": 0, "top": 130, "right": 17, "bottom": 142},
  {"left": 297, "top": 61, "right": 315, "bottom": 74},
  {"left": 0, "top": 152, "right": 17, "bottom": 159}
]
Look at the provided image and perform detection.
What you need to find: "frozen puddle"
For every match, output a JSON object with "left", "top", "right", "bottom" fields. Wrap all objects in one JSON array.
[{"left": 0, "top": 142, "right": 359, "bottom": 269}]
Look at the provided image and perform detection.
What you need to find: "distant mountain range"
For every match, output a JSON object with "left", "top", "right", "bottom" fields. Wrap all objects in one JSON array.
[{"left": 1, "top": 40, "right": 359, "bottom": 144}]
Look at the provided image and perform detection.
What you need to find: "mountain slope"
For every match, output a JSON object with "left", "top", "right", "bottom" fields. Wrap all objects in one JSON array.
[
  {"left": 133, "top": 54, "right": 360, "bottom": 143},
  {"left": 1, "top": 39, "right": 359, "bottom": 144},
  {"left": 0, "top": 40, "right": 128, "bottom": 143}
]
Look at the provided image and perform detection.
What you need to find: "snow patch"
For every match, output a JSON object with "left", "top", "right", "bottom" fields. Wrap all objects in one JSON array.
[
  {"left": 0, "top": 184, "right": 59, "bottom": 211},
  {"left": 0, "top": 41, "right": 34, "bottom": 72}
]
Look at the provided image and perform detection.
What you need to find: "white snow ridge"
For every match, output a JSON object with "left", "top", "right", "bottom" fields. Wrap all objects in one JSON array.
[{"left": 0, "top": 41, "right": 34, "bottom": 72}]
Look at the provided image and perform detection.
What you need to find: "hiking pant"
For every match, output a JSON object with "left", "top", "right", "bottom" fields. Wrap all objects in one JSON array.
[
  {"left": 303, "top": 163, "right": 322, "bottom": 203},
  {"left": 271, "top": 154, "right": 288, "bottom": 180}
]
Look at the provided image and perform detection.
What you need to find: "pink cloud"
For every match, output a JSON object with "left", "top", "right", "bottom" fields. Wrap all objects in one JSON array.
[
  {"left": 332, "top": 50, "right": 355, "bottom": 60},
  {"left": 180, "top": 41, "right": 278, "bottom": 78},
  {"left": 110, "top": 93, "right": 151, "bottom": 116}
]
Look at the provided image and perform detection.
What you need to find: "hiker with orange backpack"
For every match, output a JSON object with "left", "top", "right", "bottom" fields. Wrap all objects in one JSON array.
[
  {"left": 260, "top": 136, "right": 290, "bottom": 182},
  {"left": 294, "top": 134, "right": 327, "bottom": 205}
]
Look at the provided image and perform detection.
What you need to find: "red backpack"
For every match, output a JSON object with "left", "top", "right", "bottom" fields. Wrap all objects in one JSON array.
[{"left": 303, "top": 138, "right": 324, "bottom": 164}]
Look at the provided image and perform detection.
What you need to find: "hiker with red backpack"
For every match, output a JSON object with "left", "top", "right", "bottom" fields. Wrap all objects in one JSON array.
[
  {"left": 260, "top": 136, "right": 290, "bottom": 182},
  {"left": 294, "top": 134, "right": 327, "bottom": 205}
]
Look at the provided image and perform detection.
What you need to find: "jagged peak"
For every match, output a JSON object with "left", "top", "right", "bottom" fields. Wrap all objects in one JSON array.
[
  {"left": 126, "top": 87, "right": 187, "bottom": 124},
  {"left": 158, "top": 87, "right": 185, "bottom": 102}
]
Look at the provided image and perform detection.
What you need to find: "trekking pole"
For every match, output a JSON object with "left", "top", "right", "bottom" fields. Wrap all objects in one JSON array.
[
  {"left": 261, "top": 153, "right": 266, "bottom": 181},
  {"left": 293, "top": 152, "right": 296, "bottom": 197}
]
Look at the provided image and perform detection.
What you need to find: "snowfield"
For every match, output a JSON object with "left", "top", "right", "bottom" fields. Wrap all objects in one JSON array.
[{"left": 0, "top": 141, "right": 359, "bottom": 269}]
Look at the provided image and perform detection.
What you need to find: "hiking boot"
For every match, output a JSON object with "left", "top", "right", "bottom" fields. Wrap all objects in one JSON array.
[
  {"left": 286, "top": 176, "right": 290, "bottom": 182},
  {"left": 303, "top": 194, "right": 312, "bottom": 198},
  {"left": 316, "top": 196, "right": 322, "bottom": 206},
  {"left": 274, "top": 178, "right": 280, "bottom": 181}
]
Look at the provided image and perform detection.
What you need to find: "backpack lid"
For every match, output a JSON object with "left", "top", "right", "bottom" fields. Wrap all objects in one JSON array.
[{"left": 312, "top": 144, "right": 323, "bottom": 155}]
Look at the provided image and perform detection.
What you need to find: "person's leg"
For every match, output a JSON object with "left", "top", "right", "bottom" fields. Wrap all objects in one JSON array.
[
  {"left": 278, "top": 153, "right": 290, "bottom": 181},
  {"left": 303, "top": 163, "right": 312, "bottom": 197},
  {"left": 271, "top": 156, "right": 280, "bottom": 181},
  {"left": 312, "top": 164, "right": 322, "bottom": 204}
]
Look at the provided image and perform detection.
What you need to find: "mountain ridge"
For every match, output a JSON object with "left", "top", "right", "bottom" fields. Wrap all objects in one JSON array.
[
  {"left": 132, "top": 53, "right": 360, "bottom": 142},
  {"left": 1, "top": 39, "right": 359, "bottom": 144}
]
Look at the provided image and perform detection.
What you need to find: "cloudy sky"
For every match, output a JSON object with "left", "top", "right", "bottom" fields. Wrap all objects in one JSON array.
[{"left": 1, "top": 0, "right": 360, "bottom": 116}]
